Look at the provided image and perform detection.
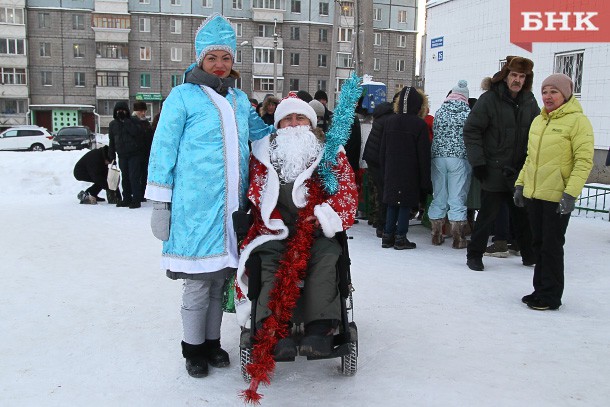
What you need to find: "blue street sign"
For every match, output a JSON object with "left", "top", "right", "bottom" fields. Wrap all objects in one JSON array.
[
  {"left": 431, "top": 37, "right": 444, "bottom": 48},
  {"left": 438, "top": 51, "right": 444, "bottom": 61}
]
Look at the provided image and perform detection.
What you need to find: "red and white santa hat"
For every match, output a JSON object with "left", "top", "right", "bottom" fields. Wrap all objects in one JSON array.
[{"left": 273, "top": 95, "right": 318, "bottom": 129}]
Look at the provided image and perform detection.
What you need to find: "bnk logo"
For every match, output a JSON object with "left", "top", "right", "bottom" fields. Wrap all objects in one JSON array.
[{"left": 510, "top": 0, "right": 610, "bottom": 51}]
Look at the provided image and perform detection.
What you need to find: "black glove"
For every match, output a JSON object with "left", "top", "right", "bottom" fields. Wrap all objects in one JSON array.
[
  {"left": 557, "top": 193, "right": 576, "bottom": 215},
  {"left": 472, "top": 165, "right": 488, "bottom": 182},
  {"left": 513, "top": 186, "right": 525, "bottom": 208}
]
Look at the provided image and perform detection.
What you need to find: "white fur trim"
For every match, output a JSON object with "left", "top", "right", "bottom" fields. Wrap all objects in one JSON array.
[
  {"left": 273, "top": 97, "right": 318, "bottom": 129},
  {"left": 145, "top": 183, "right": 172, "bottom": 202},
  {"left": 314, "top": 203, "right": 343, "bottom": 238}
]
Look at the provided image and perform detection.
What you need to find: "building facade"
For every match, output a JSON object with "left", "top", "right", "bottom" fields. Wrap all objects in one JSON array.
[
  {"left": 0, "top": 0, "right": 418, "bottom": 133},
  {"left": 423, "top": 0, "right": 610, "bottom": 182}
]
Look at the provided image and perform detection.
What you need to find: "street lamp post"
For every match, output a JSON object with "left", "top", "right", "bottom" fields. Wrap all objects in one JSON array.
[{"left": 273, "top": 18, "right": 278, "bottom": 98}]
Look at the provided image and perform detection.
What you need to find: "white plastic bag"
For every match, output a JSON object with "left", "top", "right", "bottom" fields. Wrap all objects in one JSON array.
[{"left": 107, "top": 160, "right": 121, "bottom": 190}]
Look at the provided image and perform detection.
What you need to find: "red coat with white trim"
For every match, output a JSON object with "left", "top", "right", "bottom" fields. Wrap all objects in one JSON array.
[{"left": 235, "top": 136, "right": 358, "bottom": 326}]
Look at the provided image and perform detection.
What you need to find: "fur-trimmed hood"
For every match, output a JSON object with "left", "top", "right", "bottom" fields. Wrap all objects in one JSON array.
[{"left": 393, "top": 87, "right": 428, "bottom": 118}]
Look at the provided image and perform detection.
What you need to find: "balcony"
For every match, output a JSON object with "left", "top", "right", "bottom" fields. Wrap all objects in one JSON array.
[
  {"left": 251, "top": 0, "right": 285, "bottom": 23},
  {"left": 96, "top": 87, "right": 129, "bottom": 100},
  {"left": 95, "top": 58, "right": 129, "bottom": 71},
  {"left": 92, "top": 27, "right": 130, "bottom": 43}
]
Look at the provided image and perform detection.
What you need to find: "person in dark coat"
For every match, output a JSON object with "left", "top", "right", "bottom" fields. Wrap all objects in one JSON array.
[
  {"left": 463, "top": 56, "right": 540, "bottom": 271},
  {"left": 73, "top": 145, "right": 121, "bottom": 204},
  {"left": 379, "top": 86, "right": 432, "bottom": 250},
  {"left": 363, "top": 101, "right": 394, "bottom": 236},
  {"left": 108, "top": 101, "right": 146, "bottom": 208},
  {"left": 259, "top": 95, "right": 279, "bottom": 125},
  {"left": 132, "top": 101, "right": 154, "bottom": 201}
]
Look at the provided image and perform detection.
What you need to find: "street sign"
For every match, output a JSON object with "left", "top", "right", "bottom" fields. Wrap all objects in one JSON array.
[
  {"left": 438, "top": 51, "right": 444, "bottom": 61},
  {"left": 431, "top": 36, "right": 444, "bottom": 48}
]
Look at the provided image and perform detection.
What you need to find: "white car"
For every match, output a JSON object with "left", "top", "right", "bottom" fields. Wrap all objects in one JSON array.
[{"left": 0, "top": 126, "right": 54, "bottom": 151}]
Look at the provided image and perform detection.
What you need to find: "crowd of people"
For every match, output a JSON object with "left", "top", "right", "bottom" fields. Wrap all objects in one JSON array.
[{"left": 72, "top": 12, "right": 595, "bottom": 385}]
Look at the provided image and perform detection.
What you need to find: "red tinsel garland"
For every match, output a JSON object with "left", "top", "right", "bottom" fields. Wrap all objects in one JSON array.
[{"left": 240, "top": 178, "right": 327, "bottom": 404}]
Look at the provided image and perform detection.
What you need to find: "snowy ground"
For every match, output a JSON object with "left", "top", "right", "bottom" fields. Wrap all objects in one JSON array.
[{"left": 1, "top": 150, "right": 610, "bottom": 407}]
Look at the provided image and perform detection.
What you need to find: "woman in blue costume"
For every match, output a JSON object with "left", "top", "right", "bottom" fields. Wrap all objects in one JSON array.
[{"left": 145, "top": 14, "right": 273, "bottom": 378}]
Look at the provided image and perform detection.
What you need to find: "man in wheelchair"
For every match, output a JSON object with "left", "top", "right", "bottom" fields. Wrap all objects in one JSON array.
[{"left": 235, "top": 95, "right": 358, "bottom": 359}]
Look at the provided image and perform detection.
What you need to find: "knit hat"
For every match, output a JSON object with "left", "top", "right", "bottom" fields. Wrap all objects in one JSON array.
[
  {"left": 194, "top": 13, "right": 236, "bottom": 64},
  {"left": 308, "top": 100, "right": 326, "bottom": 118},
  {"left": 133, "top": 101, "right": 147, "bottom": 112},
  {"left": 296, "top": 90, "right": 313, "bottom": 103},
  {"left": 451, "top": 80, "right": 469, "bottom": 99},
  {"left": 314, "top": 90, "right": 328, "bottom": 102},
  {"left": 541, "top": 73, "right": 573, "bottom": 100},
  {"left": 274, "top": 95, "right": 318, "bottom": 128}
]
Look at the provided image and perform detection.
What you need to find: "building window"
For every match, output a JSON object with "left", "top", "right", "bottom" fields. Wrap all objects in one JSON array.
[
  {"left": 72, "top": 14, "right": 84, "bottom": 30},
  {"left": 97, "top": 43, "right": 128, "bottom": 59},
  {"left": 140, "top": 73, "right": 151, "bottom": 88},
  {"left": 171, "top": 74, "right": 183, "bottom": 87},
  {"left": 0, "top": 99, "right": 27, "bottom": 114},
  {"left": 232, "top": 0, "right": 243, "bottom": 10},
  {"left": 374, "top": 58, "right": 380, "bottom": 71},
  {"left": 289, "top": 78, "right": 300, "bottom": 91},
  {"left": 171, "top": 47, "right": 182, "bottom": 62},
  {"left": 374, "top": 8, "right": 382, "bottom": 21},
  {"left": 318, "top": 54, "right": 327, "bottom": 68},
  {"left": 139, "top": 17, "right": 151, "bottom": 32},
  {"left": 394, "top": 83, "right": 404, "bottom": 95},
  {"left": 291, "top": 27, "right": 300, "bottom": 40},
  {"left": 40, "top": 42, "right": 51, "bottom": 57},
  {"left": 139, "top": 0, "right": 150, "bottom": 4},
  {"left": 170, "top": 19, "right": 182, "bottom": 34},
  {"left": 319, "top": 28, "right": 328, "bottom": 42},
  {"left": 290, "top": 53, "right": 300, "bottom": 66},
  {"left": 96, "top": 71, "right": 129, "bottom": 87},
  {"left": 0, "top": 7, "right": 25, "bottom": 24},
  {"left": 235, "top": 49, "right": 242, "bottom": 63},
  {"left": 38, "top": 12, "right": 50, "bottom": 28},
  {"left": 93, "top": 14, "right": 130, "bottom": 29},
  {"left": 258, "top": 24, "right": 274, "bottom": 38},
  {"left": 254, "top": 48, "right": 282, "bottom": 64},
  {"left": 319, "top": 2, "right": 329, "bottom": 16},
  {"left": 397, "top": 34, "right": 407, "bottom": 48},
  {"left": 291, "top": 0, "right": 301, "bottom": 13},
  {"left": 374, "top": 33, "right": 381, "bottom": 46},
  {"left": 97, "top": 100, "right": 124, "bottom": 115},
  {"left": 0, "top": 38, "right": 26, "bottom": 55},
  {"left": 337, "top": 52, "right": 353, "bottom": 69},
  {"left": 140, "top": 46, "right": 151, "bottom": 60},
  {"left": 555, "top": 51, "right": 584, "bottom": 96},
  {"left": 171, "top": 0, "right": 181, "bottom": 5},
  {"left": 398, "top": 10, "right": 407, "bottom": 23},
  {"left": 339, "top": 28, "right": 353, "bottom": 42},
  {"left": 73, "top": 44, "right": 85, "bottom": 58},
  {"left": 74, "top": 72, "right": 85, "bottom": 87},
  {"left": 233, "top": 23, "right": 243, "bottom": 37},
  {"left": 254, "top": 78, "right": 276, "bottom": 92},
  {"left": 1, "top": 67, "right": 26, "bottom": 85},
  {"left": 341, "top": 2, "right": 354, "bottom": 17},
  {"left": 396, "top": 59, "right": 405, "bottom": 72},
  {"left": 235, "top": 77, "right": 242, "bottom": 89},
  {"left": 41, "top": 71, "right": 52, "bottom": 86},
  {"left": 317, "top": 79, "right": 327, "bottom": 92},
  {"left": 202, "top": 0, "right": 212, "bottom": 7},
  {"left": 336, "top": 78, "right": 347, "bottom": 92},
  {"left": 253, "top": 0, "right": 281, "bottom": 10}
]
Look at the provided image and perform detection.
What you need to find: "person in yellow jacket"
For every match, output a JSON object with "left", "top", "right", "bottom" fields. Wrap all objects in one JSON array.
[{"left": 513, "top": 73, "right": 594, "bottom": 311}]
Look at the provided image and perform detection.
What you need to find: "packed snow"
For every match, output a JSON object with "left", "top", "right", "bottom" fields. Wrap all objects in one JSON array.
[{"left": 1, "top": 150, "right": 610, "bottom": 406}]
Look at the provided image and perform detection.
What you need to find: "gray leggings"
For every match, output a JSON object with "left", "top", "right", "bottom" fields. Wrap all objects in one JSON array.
[{"left": 181, "top": 278, "right": 225, "bottom": 345}]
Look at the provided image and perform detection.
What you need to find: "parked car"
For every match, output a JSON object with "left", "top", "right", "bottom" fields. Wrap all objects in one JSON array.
[
  {"left": 52, "top": 126, "right": 96, "bottom": 151},
  {"left": 0, "top": 126, "right": 53, "bottom": 151}
]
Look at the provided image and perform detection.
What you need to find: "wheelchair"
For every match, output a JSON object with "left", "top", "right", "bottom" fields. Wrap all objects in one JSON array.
[{"left": 238, "top": 230, "right": 358, "bottom": 383}]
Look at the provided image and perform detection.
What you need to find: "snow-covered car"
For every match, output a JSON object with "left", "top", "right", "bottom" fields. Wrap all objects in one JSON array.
[
  {"left": 0, "top": 126, "right": 54, "bottom": 151},
  {"left": 52, "top": 126, "right": 96, "bottom": 151}
]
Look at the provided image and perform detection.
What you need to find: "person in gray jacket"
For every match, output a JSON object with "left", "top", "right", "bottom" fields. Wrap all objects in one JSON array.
[{"left": 463, "top": 56, "right": 539, "bottom": 271}]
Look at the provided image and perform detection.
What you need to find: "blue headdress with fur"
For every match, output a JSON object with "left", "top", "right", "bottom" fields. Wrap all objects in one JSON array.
[{"left": 194, "top": 13, "right": 236, "bottom": 65}]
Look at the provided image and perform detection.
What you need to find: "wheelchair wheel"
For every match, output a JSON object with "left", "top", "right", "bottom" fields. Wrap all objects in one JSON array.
[
  {"left": 240, "top": 346, "right": 253, "bottom": 383},
  {"left": 340, "top": 341, "right": 358, "bottom": 376}
]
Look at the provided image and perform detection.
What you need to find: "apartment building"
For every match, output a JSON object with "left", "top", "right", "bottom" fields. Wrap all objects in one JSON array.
[{"left": 1, "top": 0, "right": 418, "bottom": 132}]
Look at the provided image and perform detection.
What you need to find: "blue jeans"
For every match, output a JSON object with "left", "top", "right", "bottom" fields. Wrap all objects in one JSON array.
[
  {"left": 428, "top": 157, "right": 471, "bottom": 221},
  {"left": 384, "top": 205, "right": 410, "bottom": 236}
]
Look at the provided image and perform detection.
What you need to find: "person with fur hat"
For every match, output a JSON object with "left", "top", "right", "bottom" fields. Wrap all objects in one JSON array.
[
  {"left": 235, "top": 95, "right": 357, "bottom": 359},
  {"left": 108, "top": 101, "right": 146, "bottom": 208},
  {"left": 428, "top": 80, "right": 472, "bottom": 249},
  {"left": 514, "top": 73, "right": 594, "bottom": 311},
  {"left": 379, "top": 86, "right": 432, "bottom": 250},
  {"left": 144, "top": 13, "right": 273, "bottom": 378},
  {"left": 463, "top": 56, "right": 540, "bottom": 271}
]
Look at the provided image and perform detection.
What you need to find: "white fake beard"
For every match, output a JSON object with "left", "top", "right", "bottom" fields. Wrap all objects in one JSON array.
[{"left": 270, "top": 125, "right": 323, "bottom": 183}]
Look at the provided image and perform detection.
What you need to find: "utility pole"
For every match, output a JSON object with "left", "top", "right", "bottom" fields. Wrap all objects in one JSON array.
[
  {"left": 360, "top": 0, "right": 374, "bottom": 77},
  {"left": 273, "top": 18, "right": 278, "bottom": 98},
  {"left": 328, "top": 1, "right": 341, "bottom": 109}
]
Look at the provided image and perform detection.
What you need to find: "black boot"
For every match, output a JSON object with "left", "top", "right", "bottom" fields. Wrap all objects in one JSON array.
[
  {"left": 381, "top": 233, "right": 395, "bottom": 248},
  {"left": 181, "top": 341, "right": 208, "bottom": 378},
  {"left": 203, "top": 339, "right": 230, "bottom": 368}
]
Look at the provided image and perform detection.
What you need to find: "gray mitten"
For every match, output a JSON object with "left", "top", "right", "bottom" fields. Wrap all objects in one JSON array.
[
  {"left": 557, "top": 193, "right": 576, "bottom": 215},
  {"left": 513, "top": 185, "right": 525, "bottom": 208},
  {"left": 151, "top": 201, "right": 171, "bottom": 241}
]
